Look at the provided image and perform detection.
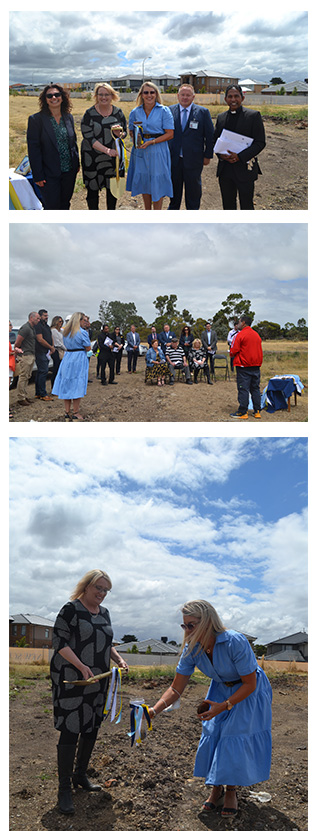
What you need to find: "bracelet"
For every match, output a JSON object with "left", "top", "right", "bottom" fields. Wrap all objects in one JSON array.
[{"left": 171, "top": 687, "right": 181, "bottom": 698}]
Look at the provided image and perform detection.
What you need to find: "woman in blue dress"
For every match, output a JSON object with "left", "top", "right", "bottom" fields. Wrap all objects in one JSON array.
[
  {"left": 52, "top": 312, "right": 91, "bottom": 421},
  {"left": 126, "top": 82, "right": 174, "bottom": 210},
  {"left": 149, "top": 600, "right": 272, "bottom": 818}
]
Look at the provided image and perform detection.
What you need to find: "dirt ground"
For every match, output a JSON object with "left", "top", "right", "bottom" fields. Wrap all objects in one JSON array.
[
  {"left": 9, "top": 673, "right": 307, "bottom": 831},
  {"left": 9, "top": 358, "right": 307, "bottom": 422},
  {"left": 69, "top": 119, "right": 308, "bottom": 211}
]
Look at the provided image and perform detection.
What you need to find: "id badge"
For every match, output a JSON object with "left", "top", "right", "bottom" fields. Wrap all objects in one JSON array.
[{"left": 189, "top": 121, "right": 199, "bottom": 129}]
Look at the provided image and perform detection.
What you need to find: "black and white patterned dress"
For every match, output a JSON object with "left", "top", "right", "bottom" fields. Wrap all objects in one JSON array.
[
  {"left": 81, "top": 105, "right": 127, "bottom": 193},
  {"left": 50, "top": 600, "right": 113, "bottom": 734}
]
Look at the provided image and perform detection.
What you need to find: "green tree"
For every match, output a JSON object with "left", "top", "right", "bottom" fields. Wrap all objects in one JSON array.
[
  {"left": 98, "top": 300, "right": 146, "bottom": 333},
  {"left": 270, "top": 77, "right": 285, "bottom": 85},
  {"left": 14, "top": 636, "right": 29, "bottom": 647},
  {"left": 146, "top": 645, "right": 152, "bottom": 654},
  {"left": 253, "top": 320, "right": 282, "bottom": 340},
  {"left": 253, "top": 644, "right": 267, "bottom": 657},
  {"left": 121, "top": 634, "right": 138, "bottom": 643}
]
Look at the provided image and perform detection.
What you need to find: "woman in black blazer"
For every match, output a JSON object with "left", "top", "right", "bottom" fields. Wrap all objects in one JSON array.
[{"left": 27, "top": 84, "right": 79, "bottom": 210}]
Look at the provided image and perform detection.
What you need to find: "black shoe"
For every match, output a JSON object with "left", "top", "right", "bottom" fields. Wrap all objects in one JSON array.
[
  {"left": 186, "top": 380, "right": 193, "bottom": 385},
  {"left": 169, "top": 380, "right": 174, "bottom": 385},
  {"left": 109, "top": 381, "right": 118, "bottom": 385},
  {"left": 207, "top": 379, "right": 213, "bottom": 385},
  {"left": 101, "top": 381, "right": 107, "bottom": 386},
  {"left": 72, "top": 736, "right": 101, "bottom": 793}
]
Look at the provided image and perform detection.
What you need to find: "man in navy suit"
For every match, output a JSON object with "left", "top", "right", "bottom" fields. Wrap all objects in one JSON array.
[
  {"left": 126, "top": 324, "right": 141, "bottom": 373},
  {"left": 168, "top": 85, "right": 214, "bottom": 210},
  {"left": 158, "top": 324, "right": 176, "bottom": 354}
]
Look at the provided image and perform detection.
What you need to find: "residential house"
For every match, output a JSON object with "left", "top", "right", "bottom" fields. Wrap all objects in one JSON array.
[
  {"left": 9, "top": 614, "right": 54, "bottom": 648},
  {"left": 265, "top": 632, "right": 308, "bottom": 662},
  {"left": 180, "top": 70, "right": 239, "bottom": 94}
]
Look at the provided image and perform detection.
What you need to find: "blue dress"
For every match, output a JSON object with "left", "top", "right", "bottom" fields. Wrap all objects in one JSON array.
[
  {"left": 126, "top": 103, "right": 174, "bottom": 201},
  {"left": 52, "top": 329, "right": 90, "bottom": 399},
  {"left": 176, "top": 630, "right": 272, "bottom": 786}
]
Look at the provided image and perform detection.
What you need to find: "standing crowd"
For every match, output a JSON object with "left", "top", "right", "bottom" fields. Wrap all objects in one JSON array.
[
  {"left": 10, "top": 312, "right": 263, "bottom": 420},
  {"left": 26, "top": 81, "right": 266, "bottom": 211}
]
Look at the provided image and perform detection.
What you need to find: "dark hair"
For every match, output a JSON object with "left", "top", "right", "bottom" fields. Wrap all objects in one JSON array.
[
  {"left": 239, "top": 314, "right": 252, "bottom": 326},
  {"left": 39, "top": 84, "right": 72, "bottom": 114},
  {"left": 181, "top": 325, "right": 191, "bottom": 335},
  {"left": 38, "top": 309, "right": 48, "bottom": 316},
  {"left": 225, "top": 84, "right": 244, "bottom": 98}
]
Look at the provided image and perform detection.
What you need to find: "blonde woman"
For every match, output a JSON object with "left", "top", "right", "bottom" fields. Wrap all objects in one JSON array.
[
  {"left": 81, "top": 82, "right": 127, "bottom": 209},
  {"left": 126, "top": 81, "right": 174, "bottom": 209},
  {"left": 149, "top": 600, "right": 272, "bottom": 818},
  {"left": 50, "top": 569, "right": 128, "bottom": 815},
  {"left": 188, "top": 338, "right": 213, "bottom": 384},
  {"left": 52, "top": 312, "right": 91, "bottom": 420}
]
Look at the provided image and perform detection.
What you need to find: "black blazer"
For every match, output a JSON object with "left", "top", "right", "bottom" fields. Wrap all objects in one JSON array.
[
  {"left": 27, "top": 111, "right": 79, "bottom": 182},
  {"left": 213, "top": 106, "right": 266, "bottom": 182},
  {"left": 168, "top": 103, "right": 214, "bottom": 172}
]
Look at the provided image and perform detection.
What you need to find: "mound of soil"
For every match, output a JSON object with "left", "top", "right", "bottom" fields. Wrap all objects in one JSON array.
[
  {"left": 9, "top": 362, "right": 308, "bottom": 422},
  {"left": 10, "top": 674, "right": 307, "bottom": 831}
]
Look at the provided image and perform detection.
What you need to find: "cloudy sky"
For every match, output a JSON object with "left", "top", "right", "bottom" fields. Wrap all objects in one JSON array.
[
  {"left": 9, "top": 437, "right": 308, "bottom": 645},
  {"left": 9, "top": 9, "right": 308, "bottom": 85},
  {"left": 9, "top": 223, "right": 307, "bottom": 328}
]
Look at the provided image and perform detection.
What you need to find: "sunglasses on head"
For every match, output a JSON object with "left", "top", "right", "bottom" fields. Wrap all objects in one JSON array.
[{"left": 46, "top": 92, "right": 61, "bottom": 99}]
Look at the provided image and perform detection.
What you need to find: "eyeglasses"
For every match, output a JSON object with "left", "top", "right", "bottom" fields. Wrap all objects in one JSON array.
[
  {"left": 46, "top": 92, "right": 61, "bottom": 99},
  {"left": 94, "top": 585, "right": 108, "bottom": 594},
  {"left": 181, "top": 622, "right": 198, "bottom": 631}
]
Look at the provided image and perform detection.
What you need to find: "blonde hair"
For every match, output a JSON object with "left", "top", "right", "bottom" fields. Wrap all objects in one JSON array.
[
  {"left": 94, "top": 82, "right": 119, "bottom": 102},
  {"left": 63, "top": 312, "right": 86, "bottom": 338},
  {"left": 136, "top": 81, "right": 162, "bottom": 107},
  {"left": 70, "top": 569, "right": 112, "bottom": 601},
  {"left": 192, "top": 338, "right": 201, "bottom": 348},
  {"left": 180, "top": 599, "right": 226, "bottom": 656}
]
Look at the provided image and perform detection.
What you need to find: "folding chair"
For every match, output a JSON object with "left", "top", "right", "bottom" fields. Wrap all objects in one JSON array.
[{"left": 212, "top": 354, "right": 230, "bottom": 382}]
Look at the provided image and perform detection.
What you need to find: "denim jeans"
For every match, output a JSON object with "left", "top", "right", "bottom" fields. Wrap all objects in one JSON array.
[{"left": 35, "top": 353, "right": 49, "bottom": 397}]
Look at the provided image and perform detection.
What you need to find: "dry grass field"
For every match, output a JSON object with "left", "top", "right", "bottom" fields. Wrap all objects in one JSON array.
[{"left": 9, "top": 94, "right": 308, "bottom": 210}]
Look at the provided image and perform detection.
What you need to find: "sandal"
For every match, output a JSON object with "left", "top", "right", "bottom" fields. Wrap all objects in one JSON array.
[
  {"left": 201, "top": 785, "right": 224, "bottom": 811},
  {"left": 72, "top": 413, "right": 84, "bottom": 420},
  {"left": 221, "top": 787, "right": 238, "bottom": 817}
]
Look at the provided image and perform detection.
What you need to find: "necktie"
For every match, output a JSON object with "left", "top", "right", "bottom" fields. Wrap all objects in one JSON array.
[{"left": 181, "top": 108, "right": 188, "bottom": 131}]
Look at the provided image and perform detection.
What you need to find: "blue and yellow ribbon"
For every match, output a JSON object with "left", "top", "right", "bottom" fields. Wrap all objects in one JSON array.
[
  {"left": 103, "top": 667, "right": 123, "bottom": 724},
  {"left": 128, "top": 703, "right": 152, "bottom": 747}
]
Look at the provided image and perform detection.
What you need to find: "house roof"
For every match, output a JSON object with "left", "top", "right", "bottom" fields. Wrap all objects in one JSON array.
[
  {"left": 10, "top": 613, "right": 54, "bottom": 627},
  {"left": 266, "top": 649, "right": 306, "bottom": 662},
  {"left": 117, "top": 638, "right": 180, "bottom": 654},
  {"left": 267, "top": 631, "right": 308, "bottom": 646},
  {"left": 262, "top": 80, "right": 308, "bottom": 93},
  {"left": 182, "top": 69, "right": 238, "bottom": 79},
  {"left": 239, "top": 78, "right": 268, "bottom": 86}
]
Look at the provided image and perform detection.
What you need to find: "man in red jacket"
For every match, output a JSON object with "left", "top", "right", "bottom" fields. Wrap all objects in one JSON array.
[{"left": 229, "top": 314, "right": 263, "bottom": 419}]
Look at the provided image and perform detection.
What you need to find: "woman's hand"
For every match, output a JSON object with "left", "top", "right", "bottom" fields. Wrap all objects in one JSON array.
[
  {"left": 106, "top": 148, "right": 118, "bottom": 157},
  {"left": 118, "top": 659, "right": 129, "bottom": 672},
  {"left": 80, "top": 664, "right": 95, "bottom": 680},
  {"left": 220, "top": 151, "right": 239, "bottom": 163},
  {"left": 140, "top": 140, "right": 153, "bottom": 150},
  {"left": 198, "top": 700, "right": 225, "bottom": 720},
  {"left": 35, "top": 180, "right": 46, "bottom": 187}
]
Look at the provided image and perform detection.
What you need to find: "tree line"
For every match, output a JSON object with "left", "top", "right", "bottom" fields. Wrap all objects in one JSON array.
[{"left": 88, "top": 294, "right": 307, "bottom": 343}]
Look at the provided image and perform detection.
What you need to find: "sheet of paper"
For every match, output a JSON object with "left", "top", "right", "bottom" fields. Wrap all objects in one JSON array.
[{"left": 214, "top": 128, "right": 254, "bottom": 155}]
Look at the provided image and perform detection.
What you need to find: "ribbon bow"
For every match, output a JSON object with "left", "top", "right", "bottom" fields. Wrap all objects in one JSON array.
[{"left": 128, "top": 703, "right": 152, "bottom": 747}]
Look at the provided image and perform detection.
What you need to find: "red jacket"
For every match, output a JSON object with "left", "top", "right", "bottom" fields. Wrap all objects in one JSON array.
[{"left": 230, "top": 326, "right": 263, "bottom": 367}]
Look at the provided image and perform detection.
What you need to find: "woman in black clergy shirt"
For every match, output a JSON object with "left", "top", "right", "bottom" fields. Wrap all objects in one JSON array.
[
  {"left": 50, "top": 569, "right": 128, "bottom": 815},
  {"left": 213, "top": 84, "right": 266, "bottom": 210},
  {"left": 27, "top": 84, "right": 79, "bottom": 209},
  {"left": 81, "top": 82, "right": 127, "bottom": 210}
]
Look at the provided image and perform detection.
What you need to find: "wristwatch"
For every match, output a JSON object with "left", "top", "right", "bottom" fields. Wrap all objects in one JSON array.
[{"left": 225, "top": 698, "right": 234, "bottom": 710}]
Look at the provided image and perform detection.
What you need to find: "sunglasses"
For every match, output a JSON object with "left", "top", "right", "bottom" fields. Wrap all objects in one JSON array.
[
  {"left": 181, "top": 622, "right": 198, "bottom": 631},
  {"left": 46, "top": 92, "right": 61, "bottom": 99},
  {"left": 143, "top": 91, "right": 156, "bottom": 96}
]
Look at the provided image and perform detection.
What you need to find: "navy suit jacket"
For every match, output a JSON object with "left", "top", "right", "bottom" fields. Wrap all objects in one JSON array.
[
  {"left": 158, "top": 330, "right": 176, "bottom": 352},
  {"left": 213, "top": 106, "right": 266, "bottom": 183},
  {"left": 27, "top": 111, "right": 79, "bottom": 182},
  {"left": 168, "top": 104, "right": 214, "bottom": 172}
]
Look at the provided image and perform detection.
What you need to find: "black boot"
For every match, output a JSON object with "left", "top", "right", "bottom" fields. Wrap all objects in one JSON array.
[
  {"left": 206, "top": 368, "right": 213, "bottom": 385},
  {"left": 57, "top": 744, "right": 76, "bottom": 814},
  {"left": 72, "top": 734, "right": 101, "bottom": 791}
]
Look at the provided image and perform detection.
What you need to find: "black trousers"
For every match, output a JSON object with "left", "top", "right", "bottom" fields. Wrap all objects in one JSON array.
[
  {"left": 40, "top": 169, "right": 77, "bottom": 210},
  {"left": 236, "top": 366, "right": 261, "bottom": 413},
  {"left": 219, "top": 173, "right": 255, "bottom": 210},
  {"left": 128, "top": 351, "right": 138, "bottom": 372},
  {"left": 58, "top": 727, "right": 98, "bottom": 746},
  {"left": 168, "top": 158, "right": 202, "bottom": 210},
  {"left": 100, "top": 352, "right": 115, "bottom": 384},
  {"left": 86, "top": 189, "right": 117, "bottom": 210}
]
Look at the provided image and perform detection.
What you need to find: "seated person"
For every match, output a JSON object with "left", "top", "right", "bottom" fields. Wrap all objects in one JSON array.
[
  {"left": 145, "top": 339, "right": 167, "bottom": 386},
  {"left": 189, "top": 338, "right": 213, "bottom": 384},
  {"left": 166, "top": 337, "right": 193, "bottom": 386}
]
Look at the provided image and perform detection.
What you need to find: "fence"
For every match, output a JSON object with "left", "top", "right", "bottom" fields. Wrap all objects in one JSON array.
[{"left": 9, "top": 646, "right": 53, "bottom": 664}]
